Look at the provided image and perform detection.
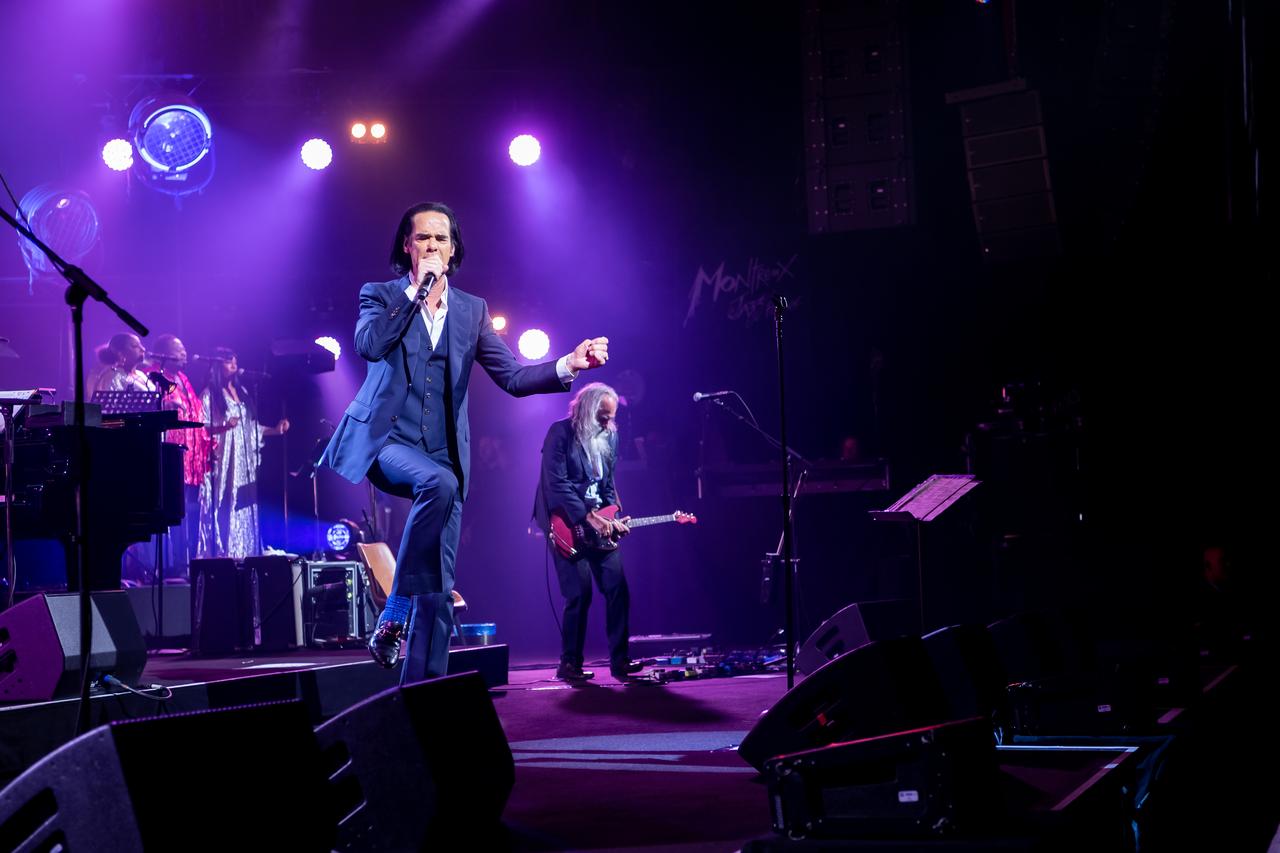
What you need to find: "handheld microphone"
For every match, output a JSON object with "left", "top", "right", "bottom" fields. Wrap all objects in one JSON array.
[
  {"left": 236, "top": 367, "right": 271, "bottom": 379},
  {"left": 415, "top": 271, "right": 437, "bottom": 301},
  {"left": 190, "top": 354, "right": 227, "bottom": 362},
  {"left": 692, "top": 390, "right": 733, "bottom": 402},
  {"left": 145, "top": 350, "right": 175, "bottom": 361}
]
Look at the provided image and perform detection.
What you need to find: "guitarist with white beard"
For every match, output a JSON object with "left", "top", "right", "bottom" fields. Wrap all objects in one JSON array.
[{"left": 533, "top": 382, "right": 643, "bottom": 683}]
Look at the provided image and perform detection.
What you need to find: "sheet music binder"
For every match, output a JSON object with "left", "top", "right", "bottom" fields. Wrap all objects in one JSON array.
[
  {"left": 869, "top": 474, "right": 980, "bottom": 523},
  {"left": 91, "top": 389, "right": 162, "bottom": 415}
]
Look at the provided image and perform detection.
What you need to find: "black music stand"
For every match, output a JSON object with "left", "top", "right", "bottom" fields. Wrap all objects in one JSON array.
[
  {"left": 869, "top": 474, "right": 981, "bottom": 632},
  {"left": 91, "top": 389, "right": 162, "bottom": 416}
]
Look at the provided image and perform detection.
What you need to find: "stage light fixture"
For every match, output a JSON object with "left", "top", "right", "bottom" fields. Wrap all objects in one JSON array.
[
  {"left": 128, "top": 92, "right": 215, "bottom": 196},
  {"left": 491, "top": 315, "right": 508, "bottom": 333},
  {"left": 301, "top": 138, "right": 333, "bottom": 170},
  {"left": 102, "top": 139, "right": 133, "bottom": 172},
  {"left": 509, "top": 134, "right": 541, "bottom": 166},
  {"left": 325, "top": 518, "right": 364, "bottom": 560},
  {"left": 326, "top": 522, "right": 351, "bottom": 552},
  {"left": 517, "top": 328, "right": 550, "bottom": 360},
  {"left": 15, "top": 186, "right": 99, "bottom": 282},
  {"left": 350, "top": 120, "right": 388, "bottom": 145},
  {"left": 314, "top": 336, "right": 342, "bottom": 360}
]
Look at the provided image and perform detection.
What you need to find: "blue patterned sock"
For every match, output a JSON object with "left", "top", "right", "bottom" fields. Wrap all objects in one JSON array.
[{"left": 381, "top": 594, "right": 411, "bottom": 626}]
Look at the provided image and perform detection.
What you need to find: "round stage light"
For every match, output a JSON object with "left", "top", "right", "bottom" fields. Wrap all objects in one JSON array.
[
  {"left": 134, "top": 104, "right": 212, "bottom": 172},
  {"left": 325, "top": 518, "right": 364, "bottom": 560},
  {"left": 16, "top": 186, "right": 99, "bottom": 280},
  {"left": 102, "top": 139, "right": 134, "bottom": 171},
  {"left": 314, "top": 336, "right": 342, "bottom": 360},
  {"left": 509, "top": 134, "right": 541, "bottom": 166},
  {"left": 128, "top": 93, "right": 216, "bottom": 196},
  {"left": 301, "top": 138, "right": 333, "bottom": 170},
  {"left": 370, "top": 122, "right": 387, "bottom": 140},
  {"left": 517, "top": 328, "right": 550, "bottom": 360},
  {"left": 491, "top": 315, "right": 508, "bottom": 332},
  {"left": 351, "top": 122, "right": 367, "bottom": 140},
  {"left": 326, "top": 522, "right": 350, "bottom": 552}
]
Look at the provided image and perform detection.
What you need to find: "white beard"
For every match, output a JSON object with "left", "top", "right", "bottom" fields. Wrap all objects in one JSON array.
[{"left": 584, "top": 430, "right": 612, "bottom": 479}]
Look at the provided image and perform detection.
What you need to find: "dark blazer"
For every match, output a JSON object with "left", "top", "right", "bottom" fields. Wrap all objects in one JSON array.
[
  {"left": 533, "top": 417, "right": 620, "bottom": 531},
  {"left": 321, "top": 275, "right": 566, "bottom": 498}
]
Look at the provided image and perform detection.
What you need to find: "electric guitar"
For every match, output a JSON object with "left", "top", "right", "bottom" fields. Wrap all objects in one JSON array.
[{"left": 549, "top": 504, "right": 697, "bottom": 558}]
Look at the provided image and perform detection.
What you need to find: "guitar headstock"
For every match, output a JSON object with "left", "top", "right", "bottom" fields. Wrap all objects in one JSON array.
[{"left": 673, "top": 511, "right": 698, "bottom": 525}]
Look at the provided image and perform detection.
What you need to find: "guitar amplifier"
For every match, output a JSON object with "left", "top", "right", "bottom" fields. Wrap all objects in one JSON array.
[{"left": 305, "top": 560, "right": 375, "bottom": 648}]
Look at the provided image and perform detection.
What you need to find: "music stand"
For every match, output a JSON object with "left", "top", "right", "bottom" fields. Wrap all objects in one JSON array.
[
  {"left": 869, "top": 474, "right": 981, "bottom": 632},
  {"left": 91, "top": 389, "right": 162, "bottom": 415}
]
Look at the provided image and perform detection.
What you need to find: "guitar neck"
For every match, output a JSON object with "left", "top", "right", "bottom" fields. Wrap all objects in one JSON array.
[{"left": 625, "top": 514, "right": 678, "bottom": 529}]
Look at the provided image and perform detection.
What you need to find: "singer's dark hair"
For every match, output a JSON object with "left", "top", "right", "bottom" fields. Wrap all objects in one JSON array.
[
  {"left": 97, "top": 333, "right": 138, "bottom": 366},
  {"left": 389, "top": 202, "right": 465, "bottom": 277},
  {"left": 202, "top": 346, "right": 254, "bottom": 426}
]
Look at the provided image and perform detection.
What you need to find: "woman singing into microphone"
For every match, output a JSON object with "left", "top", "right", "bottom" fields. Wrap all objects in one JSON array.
[{"left": 197, "top": 347, "right": 290, "bottom": 559}]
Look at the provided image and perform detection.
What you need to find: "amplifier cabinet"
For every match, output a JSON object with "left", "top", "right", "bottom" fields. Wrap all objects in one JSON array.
[{"left": 304, "top": 560, "right": 375, "bottom": 647}]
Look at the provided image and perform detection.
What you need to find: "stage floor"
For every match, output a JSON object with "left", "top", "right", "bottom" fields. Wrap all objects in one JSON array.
[{"left": 5, "top": 643, "right": 1276, "bottom": 851}]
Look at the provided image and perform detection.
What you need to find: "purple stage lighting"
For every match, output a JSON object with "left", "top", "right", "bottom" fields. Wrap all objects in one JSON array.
[
  {"left": 102, "top": 139, "right": 133, "bottom": 172},
  {"left": 314, "top": 336, "right": 342, "bottom": 360},
  {"left": 509, "top": 134, "right": 541, "bottom": 166},
  {"left": 301, "top": 139, "right": 333, "bottom": 170},
  {"left": 517, "top": 328, "right": 550, "bottom": 360}
]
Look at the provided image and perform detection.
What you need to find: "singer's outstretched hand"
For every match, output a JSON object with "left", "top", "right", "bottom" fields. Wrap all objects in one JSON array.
[{"left": 567, "top": 337, "right": 609, "bottom": 371}]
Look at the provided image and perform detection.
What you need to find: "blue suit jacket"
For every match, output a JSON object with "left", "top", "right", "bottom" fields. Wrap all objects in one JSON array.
[{"left": 321, "top": 275, "right": 567, "bottom": 498}]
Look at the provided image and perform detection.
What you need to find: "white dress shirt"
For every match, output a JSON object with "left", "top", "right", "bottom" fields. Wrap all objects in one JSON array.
[{"left": 402, "top": 277, "right": 577, "bottom": 382}]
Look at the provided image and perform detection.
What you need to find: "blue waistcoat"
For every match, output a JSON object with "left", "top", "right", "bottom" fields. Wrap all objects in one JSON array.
[{"left": 389, "top": 312, "right": 450, "bottom": 452}]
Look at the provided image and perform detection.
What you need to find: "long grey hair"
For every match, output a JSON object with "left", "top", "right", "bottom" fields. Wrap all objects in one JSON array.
[{"left": 569, "top": 382, "right": 618, "bottom": 479}]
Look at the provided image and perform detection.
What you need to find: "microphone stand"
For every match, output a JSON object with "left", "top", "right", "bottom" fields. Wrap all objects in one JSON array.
[
  {"left": 0, "top": 205, "right": 150, "bottom": 735},
  {"left": 280, "top": 395, "right": 289, "bottom": 553},
  {"left": 700, "top": 379, "right": 808, "bottom": 691},
  {"left": 290, "top": 433, "right": 330, "bottom": 559},
  {"left": 773, "top": 294, "right": 798, "bottom": 691}
]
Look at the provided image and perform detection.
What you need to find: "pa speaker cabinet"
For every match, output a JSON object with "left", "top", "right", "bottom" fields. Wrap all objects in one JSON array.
[
  {"left": 739, "top": 636, "right": 949, "bottom": 771},
  {"left": 765, "top": 716, "right": 1000, "bottom": 840},
  {"left": 798, "top": 598, "right": 918, "bottom": 674},
  {"left": 0, "top": 591, "right": 146, "bottom": 703},
  {"left": 0, "top": 700, "right": 334, "bottom": 851},
  {"left": 243, "top": 555, "right": 302, "bottom": 651},
  {"left": 922, "top": 623, "right": 1010, "bottom": 723},
  {"left": 314, "top": 671, "right": 513, "bottom": 850},
  {"left": 190, "top": 557, "right": 243, "bottom": 656}
]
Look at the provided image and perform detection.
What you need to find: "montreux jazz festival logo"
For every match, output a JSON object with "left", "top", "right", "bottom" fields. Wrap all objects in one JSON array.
[{"left": 684, "top": 255, "right": 798, "bottom": 327}]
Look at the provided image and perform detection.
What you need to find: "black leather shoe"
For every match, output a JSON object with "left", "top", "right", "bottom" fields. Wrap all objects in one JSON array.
[
  {"left": 610, "top": 661, "right": 644, "bottom": 679},
  {"left": 556, "top": 663, "right": 595, "bottom": 682},
  {"left": 368, "top": 621, "right": 405, "bottom": 668}
]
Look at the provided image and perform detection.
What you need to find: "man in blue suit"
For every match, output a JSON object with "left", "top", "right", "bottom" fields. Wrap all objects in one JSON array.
[{"left": 321, "top": 201, "right": 610, "bottom": 679}]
